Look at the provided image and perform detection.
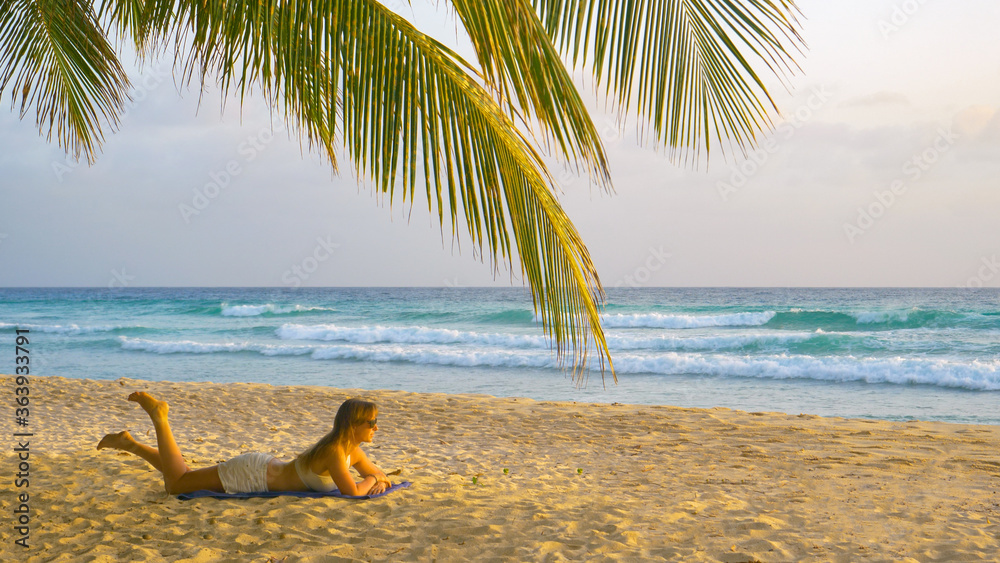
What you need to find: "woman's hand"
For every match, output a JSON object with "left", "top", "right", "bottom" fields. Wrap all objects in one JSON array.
[
  {"left": 361, "top": 472, "right": 390, "bottom": 495},
  {"left": 372, "top": 471, "right": 392, "bottom": 487}
]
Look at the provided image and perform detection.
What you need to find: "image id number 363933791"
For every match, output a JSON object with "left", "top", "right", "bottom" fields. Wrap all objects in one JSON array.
[{"left": 13, "top": 328, "right": 32, "bottom": 549}]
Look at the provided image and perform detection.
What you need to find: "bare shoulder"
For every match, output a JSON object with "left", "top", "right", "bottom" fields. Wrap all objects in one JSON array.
[
  {"left": 320, "top": 444, "right": 353, "bottom": 466},
  {"left": 349, "top": 445, "right": 369, "bottom": 463}
]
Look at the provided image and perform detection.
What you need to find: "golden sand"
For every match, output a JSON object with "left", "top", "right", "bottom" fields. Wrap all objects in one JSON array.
[{"left": 2, "top": 375, "right": 998, "bottom": 562}]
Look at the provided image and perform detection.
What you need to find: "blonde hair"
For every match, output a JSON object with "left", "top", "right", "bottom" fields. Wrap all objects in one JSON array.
[{"left": 303, "top": 398, "right": 377, "bottom": 465}]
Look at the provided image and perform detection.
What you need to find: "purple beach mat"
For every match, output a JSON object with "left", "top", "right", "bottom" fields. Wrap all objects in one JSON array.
[{"left": 177, "top": 481, "right": 411, "bottom": 500}]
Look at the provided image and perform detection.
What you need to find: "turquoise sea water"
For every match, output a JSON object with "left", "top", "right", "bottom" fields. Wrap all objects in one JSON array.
[{"left": 2, "top": 287, "right": 998, "bottom": 424}]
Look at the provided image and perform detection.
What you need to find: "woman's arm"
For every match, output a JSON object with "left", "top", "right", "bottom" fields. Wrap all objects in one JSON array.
[
  {"left": 326, "top": 448, "right": 380, "bottom": 496},
  {"left": 351, "top": 447, "right": 391, "bottom": 491}
]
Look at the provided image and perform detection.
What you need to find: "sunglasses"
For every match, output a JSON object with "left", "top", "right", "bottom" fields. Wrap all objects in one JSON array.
[{"left": 365, "top": 418, "right": 378, "bottom": 428}]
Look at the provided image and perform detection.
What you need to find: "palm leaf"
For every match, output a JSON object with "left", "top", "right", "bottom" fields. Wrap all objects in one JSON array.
[
  {"left": 4, "top": 0, "right": 806, "bottom": 384},
  {"left": 130, "top": 0, "right": 613, "bottom": 382},
  {"left": 532, "top": 0, "right": 804, "bottom": 162},
  {"left": 448, "top": 0, "right": 611, "bottom": 189},
  {"left": 97, "top": 0, "right": 174, "bottom": 58},
  {"left": 1, "top": 0, "right": 130, "bottom": 163}
]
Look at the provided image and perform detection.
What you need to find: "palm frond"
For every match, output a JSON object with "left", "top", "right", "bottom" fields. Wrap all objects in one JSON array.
[
  {"left": 448, "top": 0, "right": 611, "bottom": 189},
  {"left": 169, "top": 0, "right": 341, "bottom": 169},
  {"left": 153, "top": 0, "right": 612, "bottom": 382},
  {"left": 532, "top": 0, "right": 804, "bottom": 162},
  {"left": 343, "top": 2, "right": 613, "bottom": 380},
  {"left": 97, "top": 0, "right": 174, "bottom": 58},
  {"left": 1, "top": 0, "right": 130, "bottom": 163}
]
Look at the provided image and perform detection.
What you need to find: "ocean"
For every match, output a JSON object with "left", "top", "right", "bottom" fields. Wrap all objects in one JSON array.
[{"left": 2, "top": 287, "right": 998, "bottom": 425}]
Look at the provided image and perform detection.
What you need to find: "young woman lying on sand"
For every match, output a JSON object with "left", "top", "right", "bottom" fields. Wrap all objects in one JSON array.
[{"left": 98, "top": 392, "right": 392, "bottom": 496}]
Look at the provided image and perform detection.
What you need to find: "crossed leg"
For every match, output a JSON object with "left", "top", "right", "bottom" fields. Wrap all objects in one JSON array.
[{"left": 98, "top": 392, "right": 225, "bottom": 494}]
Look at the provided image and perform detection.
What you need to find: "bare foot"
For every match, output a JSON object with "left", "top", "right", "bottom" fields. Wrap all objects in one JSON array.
[
  {"left": 128, "top": 391, "right": 169, "bottom": 420},
  {"left": 97, "top": 430, "right": 135, "bottom": 451}
]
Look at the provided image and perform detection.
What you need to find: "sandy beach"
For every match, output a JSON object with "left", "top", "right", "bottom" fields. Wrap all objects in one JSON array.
[{"left": 2, "top": 375, "right": 998, "bottom": 562}]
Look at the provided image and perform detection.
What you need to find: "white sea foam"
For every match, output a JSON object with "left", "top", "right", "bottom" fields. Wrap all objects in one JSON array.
[
  {"left": 119, "top": 337, "right": 311, "bottom": 356},
  {"left": 309, "top": 345, "right": 559, "bottom": 368},
  {"left": 118, "top": 336, "right": 1000, "bottom": 391},
  {"left": 601, "top": 311, "right": 776, "bottom": 329},
  {"left": 853, "top": 309, "right": 913, "bottom": 324},
  {"left": 119, "top": 336, "right": 556, "bottom": 367},
  {"left": 0, "top": 322, "right": 134, "bottom": 334},
  {"left": 328, "top": 348, "right": 996, "bottom": 390},
  {"left": 310, "top": 347, "right": 1000, "bottom": 390},
  {"left": 276, "top": 323, "right": 548, "bottom": 348},
  {"left": 276, "top": 323, "right": 815, "bottom": 351},
  {"left": 220, "top": 304, "right": 335, "bottom": 317},
  {"left": 605, "top": 331, "right": 814, "bottom": 351},
  {"left": 609, "top": 352, "right": 1000, "bottom": 391}
]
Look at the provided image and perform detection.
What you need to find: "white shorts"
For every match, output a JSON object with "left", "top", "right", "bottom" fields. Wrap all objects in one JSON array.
[{"left": 217, "top": 452, "right": 274, "bottom": 493}]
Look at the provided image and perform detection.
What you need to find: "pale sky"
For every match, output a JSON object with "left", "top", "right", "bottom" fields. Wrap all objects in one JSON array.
[{"left": 1, "top": 0, "right": 998, "bottom": 288}]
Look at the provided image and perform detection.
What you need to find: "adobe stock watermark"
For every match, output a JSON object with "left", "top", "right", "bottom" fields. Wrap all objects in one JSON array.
[
  {"left": 958, "top": 254, "right": 1000, "bottom": 288},
  {"left": 178, "top": 117, "right": 287, "bottom": 223},
  {"left": 553, "top": 167, "right": 587, "bottom": 192},
  {"left": 52, "top": 62, "right": 171, "bottom": 182},
  {"left": 843, "top": 127, "right": 959, "bottom": 243},
  {"left": 596, "top": 116, "right": 623, "bottom": 147},
  {"left": 878, "top": 0, "right": 932, "bottom": 40},
  {"left": 86, "top": 267, "right": 137, "bottom": 324},
  {"left": 107, "top": 267, "right": 136, "bottom": 289},
  {"left": 612, "top": 246, "right": 671, "bottom": 288},
  {"left": 717, "top": 86, "right": 833, "bottom": 201},
  {"left": 282, "top": 236, "right": 341, "bottom": 287}
]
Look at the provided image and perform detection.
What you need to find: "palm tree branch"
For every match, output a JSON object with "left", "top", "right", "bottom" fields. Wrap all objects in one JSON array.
[
  {"left": 97, "top": 0, "right": 174, "bottom": 57},
  {"left": 448, "top": 0, "right": 612, "bottom": 190},
  {"left": 135, "top": 0, "right": 612, "bottom": 380},
  {"left": 531, "top": 0, "right": 804, "bottom": 160},
  {"left": 1, "top": 0, "right": 130, "bottom": 162},
  {"left": 350, "top": 1, "right": 614, "bottom": 380}
]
